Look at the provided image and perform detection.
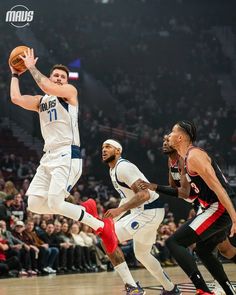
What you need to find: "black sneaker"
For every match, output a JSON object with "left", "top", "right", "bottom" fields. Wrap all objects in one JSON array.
[{"left": 125, "top": 281, "right": 146, "bottom": 295}]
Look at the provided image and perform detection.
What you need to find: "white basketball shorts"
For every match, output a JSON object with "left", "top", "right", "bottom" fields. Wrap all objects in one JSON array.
[
  {"left": 26, "top": 145, "right": 82, "bottom": 198},
  {"left": 115, "top": 208, "right": 165, "bottom": 245}
]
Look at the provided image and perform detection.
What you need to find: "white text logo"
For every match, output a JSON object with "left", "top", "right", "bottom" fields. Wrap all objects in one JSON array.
[{"left": 6, "top": 5, "right": 34, "bottom": 28}]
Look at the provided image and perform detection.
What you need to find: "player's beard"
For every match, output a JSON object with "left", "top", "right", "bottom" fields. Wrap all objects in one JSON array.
[
  {"left": 103, "top": 154, "right": 116, "bottom": 164},
  {"left": 163, "top": 149, "right": 175, "bottom": 155}
]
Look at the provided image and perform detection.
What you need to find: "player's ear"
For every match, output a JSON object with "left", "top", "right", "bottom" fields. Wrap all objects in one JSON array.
[
  {"left": 177, "top": 134, "right": 182, "bottom": 142},
  {"left": 116, "top": 149, "right": 121, "bottom": 156}
]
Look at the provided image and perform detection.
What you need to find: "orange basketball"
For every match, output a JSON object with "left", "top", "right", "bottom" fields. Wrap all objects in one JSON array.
[{"left": 9, "top": 45, "right": 29, "bottom": 72}]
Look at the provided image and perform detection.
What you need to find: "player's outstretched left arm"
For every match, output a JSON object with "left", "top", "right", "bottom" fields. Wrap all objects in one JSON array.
[
  {"left": 137, "top": 158, "right": 190, "bottom": 199},
  {"left": 20, "top": 48, "right": 77, "bottom": 105}
]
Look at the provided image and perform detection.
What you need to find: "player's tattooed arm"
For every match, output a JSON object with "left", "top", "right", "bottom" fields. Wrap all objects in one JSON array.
[
  {"left": 120, "top": 179, "right": 150, "bottom": 210},
  {"left": 28, "top": 66, "right": 47, "bottom": 85},
  {"left": 20, "top": 48, "right": 48, "bottom": 87}
]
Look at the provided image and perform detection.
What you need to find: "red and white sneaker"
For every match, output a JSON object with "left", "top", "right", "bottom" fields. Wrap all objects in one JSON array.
[
  {"left": 81, "top": 199, "right": 118, "bottom": 254},
  {"left": 81, "top": 199, "right": 99, "bottom": 219},
  {"left": 96, "top": 218, "right": 118, "bottom": 254},
  {"left": 196, "top": 289, "right": 215, "bottom": 295}
]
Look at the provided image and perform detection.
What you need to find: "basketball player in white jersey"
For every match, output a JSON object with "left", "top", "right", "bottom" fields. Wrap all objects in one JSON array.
[
  {"left": 9, "top": 48, "right": 118, "bottom": 255},
  {"left": 102, "top": 139, "right": 181, "bottom": 295}
]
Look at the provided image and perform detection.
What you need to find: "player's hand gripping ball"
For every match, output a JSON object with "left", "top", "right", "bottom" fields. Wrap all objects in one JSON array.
[{"left": 9, "top": 45, "right": 29, "bottom": 72}]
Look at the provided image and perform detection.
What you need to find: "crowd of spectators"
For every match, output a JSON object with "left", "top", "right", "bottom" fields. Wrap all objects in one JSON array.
[{"left": 0, "top": 184, "right": 109, "bottom": 277}]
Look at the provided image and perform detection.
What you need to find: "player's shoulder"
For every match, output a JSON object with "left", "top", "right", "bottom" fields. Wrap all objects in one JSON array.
[
  {"left": 188, "top": 147, "right": 209, "bottom": 163},
  {"left": 187, "top": 146, "right": 205, "bottom": 157},
  {"left": 116, "top": 158, "right": 132, "bottom": 168},
  {"left": 116, "top": 158, "right": 136, "bottom": 171},
  {"left": 115, "top": 158, "right": 143, "bottom": 182}
]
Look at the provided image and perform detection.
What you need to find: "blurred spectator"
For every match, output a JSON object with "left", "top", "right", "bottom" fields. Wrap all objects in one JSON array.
[
  {"left": 3, "top": 181, "right": 18, "bottom": 197},
  {"left": 37, "top": 222, "right": 59, "bottom": 274},
  {"left": 12, "top": 220, "right": 39, "bottom": 273},
  {"left": 0, "top": 195, "right": 15, "bottom": 230},
  {"left": 0, "top": 220, "right": 36, "bottom": 276},
  {"left": 54, "top": 222, "right": 75, "bottom": 273},
  {"left": 1, "top": 154, "right": 18, "bottom": 174},
  {"left": 24, "top": 219, "right": 57, "bottom": 274},
  {"left": 79, "top": 224, "right": 107, "bottom": 272},
  {"left": 10, "top": 193, "right": 27, "bottom": 221},
  {"left": 0, "top": 227, "right": 21, "bottom": 277}
]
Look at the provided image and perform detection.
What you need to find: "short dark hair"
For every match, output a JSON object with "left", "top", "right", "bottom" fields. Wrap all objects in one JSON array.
[
  {"left": 177, "top": 120, "right": 197, "bottom": 142},
  {"left": 50, "top": 64, "right": 69, "bottom": 79},
  {"left": 5, "top": 195, "right": 14, "bottom": 201},
  {"left": 46, "top": 221, "right": 55, "bottom": 226}
]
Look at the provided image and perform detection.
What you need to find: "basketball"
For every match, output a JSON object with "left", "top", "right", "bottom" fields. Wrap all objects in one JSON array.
[{"left": 9, "top": 45, "right": 29, "bottom": 72}]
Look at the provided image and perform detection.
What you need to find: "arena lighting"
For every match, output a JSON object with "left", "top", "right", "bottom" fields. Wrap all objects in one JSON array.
[{"left": 69, "top": 71, "right": 79, "bottom": 80}]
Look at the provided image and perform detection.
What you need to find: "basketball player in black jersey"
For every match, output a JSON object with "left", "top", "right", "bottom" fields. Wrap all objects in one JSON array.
[
  {"left": 139, "top": 126, "right": 236, "bottom": 295},
  {"left": 139, "top": 135, "right": 236, "bottom": 266},
  {"left": 166, "top": 121, "right": 236, "bottom": 295},
  {"left": 162, "top": 135, "right": 236, "bottom": 266},
  {"left": 141, "top": 134, "right": 198, "bottom": 203}
]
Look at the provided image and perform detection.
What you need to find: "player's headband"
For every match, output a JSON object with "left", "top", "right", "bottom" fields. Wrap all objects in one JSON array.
[{"left": 103, "top": 139, "right": 123, "bottom": 153}]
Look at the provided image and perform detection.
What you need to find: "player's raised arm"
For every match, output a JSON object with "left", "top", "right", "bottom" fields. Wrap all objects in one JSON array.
[
  {"left": 20, "top": 48, "right": 77, "bottom": 105},
  {"left": 9, "top": 66, "right": 41, "bottom": 112}
]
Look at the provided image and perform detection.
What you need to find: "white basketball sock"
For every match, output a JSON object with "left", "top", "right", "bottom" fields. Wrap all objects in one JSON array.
[
  {"left": 46, "top": 194, "right": 104, "bottom": 231},
  {"left": 81, "top": 211, "right": 104, "bottom": 231},
  {"left": 114, "top": 262, "right": 137, "bottom": 287},
  {"left": 134, "top": 241, "right": 174, "bottom": 291},
  {"left": 29, "top": 194, "right": 105, "bottom": 231}
]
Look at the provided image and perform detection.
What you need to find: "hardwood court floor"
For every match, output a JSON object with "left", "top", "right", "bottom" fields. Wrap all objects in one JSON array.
[{"left": 0, "top": 264, "right": 235, "bottom": 295}]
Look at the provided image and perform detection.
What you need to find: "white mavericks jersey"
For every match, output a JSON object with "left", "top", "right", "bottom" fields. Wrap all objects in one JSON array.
[
  {"left": 39, "top": 94, "right": 80, "bottom": 151},
  {"left": 110, "top": 158, "right": 160, "bottom": 212}
]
